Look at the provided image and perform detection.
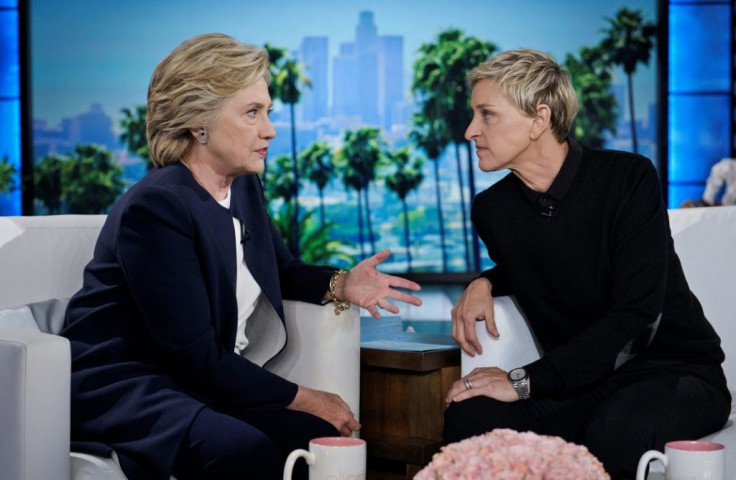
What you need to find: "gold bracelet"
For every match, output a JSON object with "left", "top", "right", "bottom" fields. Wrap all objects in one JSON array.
[{"left": 329, "top": 269, "right": 351, "bottom": 315}]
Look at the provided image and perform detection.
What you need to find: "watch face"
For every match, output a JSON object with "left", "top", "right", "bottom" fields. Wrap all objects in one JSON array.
[{"left": 509, "top": 368, "right": 527, "bottom": 381}]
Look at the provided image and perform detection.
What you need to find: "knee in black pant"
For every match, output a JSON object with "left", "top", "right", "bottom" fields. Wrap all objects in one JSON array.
[
  {"left": 443, "top": 403, "right": 465, "bottom": 444},
  {"left": 224, "top": 436, "right": 283, "bottom": 477},
  {"left": 443, "top": 397, "right": 501, "bottom": 444},
  {"left": 580, "top": 412, "right": 653, "bottom": 480},
  {"left": 174, "top": 431, "right": 283, "bottom": 479}
]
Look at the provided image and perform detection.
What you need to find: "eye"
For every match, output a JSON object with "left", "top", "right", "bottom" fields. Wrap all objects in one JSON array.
[
  {"left": 246, "top": 108, "right": 258, "bottom": 118},
  {"left": 481, "top": 110, "right": 494, "bottom": 121}
]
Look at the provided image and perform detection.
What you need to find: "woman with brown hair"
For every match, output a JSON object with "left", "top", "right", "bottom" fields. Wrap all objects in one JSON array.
[{"left": 62, "top": 33, "right": 421, "bottom": 479}]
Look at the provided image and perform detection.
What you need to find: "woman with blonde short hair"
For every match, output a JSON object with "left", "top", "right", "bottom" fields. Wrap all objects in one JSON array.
[
  {"left": 443, "top": 48, "right": 730, "bottom": 479},
  {"left": 62, "top": 33, "right": 422, "bottom": 479}
]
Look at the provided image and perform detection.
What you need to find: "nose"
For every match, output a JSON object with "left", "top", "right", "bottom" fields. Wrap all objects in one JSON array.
[
  {"left": 262, "top": 117, "right": 276, "bottom": 140},
  {"left": 465, "top": 116, "right": 479, "bottom": 142}
]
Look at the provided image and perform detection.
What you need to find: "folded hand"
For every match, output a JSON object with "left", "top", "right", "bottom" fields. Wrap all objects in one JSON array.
[
  {"left": 445, "top": 367, "right": 518, "bottom": 404},
  {"left": 288, "top": 385, "right": 361, "bottom": 436}
]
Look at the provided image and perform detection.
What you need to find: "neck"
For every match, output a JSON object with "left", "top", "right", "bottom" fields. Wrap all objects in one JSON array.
[
  {"left": 511, "top": 138, "right": 569, "bottom": 193},
  {"left": 181, "top": 157, "right": 233, "bottom": 201}
]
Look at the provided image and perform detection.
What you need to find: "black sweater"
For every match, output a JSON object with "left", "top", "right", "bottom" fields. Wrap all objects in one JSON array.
[{"left": 473, "top": 139, "right": 725, "bottom": 396}]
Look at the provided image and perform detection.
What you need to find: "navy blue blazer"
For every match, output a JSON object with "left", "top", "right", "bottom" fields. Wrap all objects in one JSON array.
[{"left": 62, "top": 162, "right": 336, "bottom": 478}]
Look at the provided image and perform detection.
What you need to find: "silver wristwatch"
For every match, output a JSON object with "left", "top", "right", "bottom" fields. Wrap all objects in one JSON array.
[{"left": 507, "top": 367, "right": 530, "bottom": 400}]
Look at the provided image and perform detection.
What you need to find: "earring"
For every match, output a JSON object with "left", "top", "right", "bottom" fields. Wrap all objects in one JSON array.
[{"left": 197, "top": 129, "right": 209, "bottom": 144}]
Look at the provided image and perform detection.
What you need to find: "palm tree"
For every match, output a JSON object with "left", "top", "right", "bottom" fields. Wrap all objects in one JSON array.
[
  {"left": 299, "top": 140, "right": 335, "bottom": 228},
  {"left": 413, "top": 29, "right": 498, "bottom": 271},
  {"left": 264, "top": 154, "right": 297, "bottom": 207},
  {"left": 409, "top": 112, "right": 450, "bottom": 272},
  {"left": 119, "top": 105, "right": 152, "bottom": 170},
  {"left": 33, "top": 154, "right": 65, "bottom": 214},
  {"left": 335, "top": 127, "right": 385, "bottom": 258},
  {"left": 413, "top": 41, "right": 470, "bottom": 270},
  {"left": 266, "top": 43, "right": 311, "bottom": 260},
  {"left": 599, "top": 7, "right": 657, "bottom": 153},
  {"left": 564, "top": 46, "right": 618, "bottom": 148},
  {"left": 263, "top": 43, "right": 288, "bottom": 186},
  {"left": 271, "top": 203, "right": 356, "bottom": 267},
  {"left": 62, "top": 144, "right": 125, "bottom": 214},
  {"left": 335, "top": 153, "right": 367, "bottom": 259},
  {"left": 0, "top": 155, "right": 17, "bottom": 195},
  {"left": 384, "top": 147, "right": 425, "bottom": 272},
  {"left": 265, "top": 149, "right": 355, "bottom": 265},
  {"left": 263, "top": 154, "right": 301, "bottom": 254}
]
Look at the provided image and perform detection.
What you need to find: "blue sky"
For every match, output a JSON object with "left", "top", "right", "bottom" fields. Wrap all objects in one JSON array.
[{"left": 31, "top": 0, "right": 657, "bottom": 126}]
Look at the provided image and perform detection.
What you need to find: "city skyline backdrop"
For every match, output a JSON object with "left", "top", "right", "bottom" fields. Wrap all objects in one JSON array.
[
  {"left": 29, "top": 0, "right": 658, "bottom": 273},
  {"left": 32, "top": 0, "right": 656, "bottom": 127}
]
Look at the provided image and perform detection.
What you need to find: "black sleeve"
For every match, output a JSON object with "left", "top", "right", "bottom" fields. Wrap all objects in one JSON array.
[{"left": 268, "top": 216, "right": 337, "bottom": 304}]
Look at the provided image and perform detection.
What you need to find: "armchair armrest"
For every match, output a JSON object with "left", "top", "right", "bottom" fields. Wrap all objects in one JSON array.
[
  {"left": 266, "top": 300, "right": 361, "bottom": 418},
  {"left": 0, "top": 329, "right": 71, "bottom": 480},
  {"left": 461, "top": 296, "right": 542, "bottom": 377}
]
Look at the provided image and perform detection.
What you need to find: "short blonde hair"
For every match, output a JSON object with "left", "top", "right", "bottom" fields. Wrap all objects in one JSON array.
[
  {"left": 147, "top": 33, "right": 270, "bottom": 167},
  {"left": 468, "top": 48, "right": 578, "bottom": 143}
]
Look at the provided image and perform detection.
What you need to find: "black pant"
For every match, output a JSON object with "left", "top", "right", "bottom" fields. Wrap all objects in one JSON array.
[
  {"left": 171, "top": 406, "right": 338, "bottom": 480},
  {"left": 443, "top": 360, "right": 730, "bottom": 480}
]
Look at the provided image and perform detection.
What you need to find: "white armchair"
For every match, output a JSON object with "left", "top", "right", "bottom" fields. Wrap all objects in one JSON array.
[
  {"left": 0, "top": 215, "right": 360, "bottom": 480},
  {"left": 462, "top": 206, "right": 736, "bottom": 478}
]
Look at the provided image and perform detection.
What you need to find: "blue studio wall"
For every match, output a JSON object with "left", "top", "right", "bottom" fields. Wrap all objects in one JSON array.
[
  {"left": 668, "top": 0, "right": 734, "bottom": 207},
  {"left": 0, "top": 0, "right": 21, "bottom": 215},
  {"left": 0, "top": 1, "right": 733, "bottom": 214}
]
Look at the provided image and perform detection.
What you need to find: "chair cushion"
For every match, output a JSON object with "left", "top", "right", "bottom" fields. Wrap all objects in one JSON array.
[
  {"left": 27, "top": 297, "right": 70, "bottom": 335},
  {"left": 70, "top": 452, "right": 128, "bottom": 480},
  {"left": 0, "top": 298, "right": 70, "bottom": 335},
  {"left": 0, "top": 305, "right": 41, "bottom": 332}
]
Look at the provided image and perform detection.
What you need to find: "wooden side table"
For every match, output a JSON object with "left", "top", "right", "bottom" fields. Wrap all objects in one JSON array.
[{"left": 359, "top": 332, "right": 460, "bottom": 479}]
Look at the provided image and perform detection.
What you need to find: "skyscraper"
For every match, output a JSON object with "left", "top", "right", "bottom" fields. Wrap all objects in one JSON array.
[
  {"left": 333, "top": 42, "right": 360, "bottom": 121},
  {"left": 332, "top": 11, "right": 403, "bottom": 128},
  {"left": 379, "top": 35, "right": 404, "bottom": 130},
  {"left": 299, "top": 36, "right": 329, "bottom": 122}
]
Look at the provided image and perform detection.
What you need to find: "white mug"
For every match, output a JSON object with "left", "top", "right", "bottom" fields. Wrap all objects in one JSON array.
[
  {"left": 636, "top": 440, "right": 725, "bottom": 480},
  {"left": 283, "top": 436, "right": 366, "bottom": 480}
]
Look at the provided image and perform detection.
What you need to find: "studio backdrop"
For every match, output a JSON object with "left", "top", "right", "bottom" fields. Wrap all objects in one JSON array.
[{"left": 26, "top": 0, "right": 658, "bottom": 274}]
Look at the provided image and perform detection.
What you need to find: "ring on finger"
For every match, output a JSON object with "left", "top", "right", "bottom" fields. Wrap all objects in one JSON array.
[
  {"left": 464, "top": 378, "right": 473, "bottom": 390},
  {"left": 376, "top": 298, "right": 385, "bottom": 310}
]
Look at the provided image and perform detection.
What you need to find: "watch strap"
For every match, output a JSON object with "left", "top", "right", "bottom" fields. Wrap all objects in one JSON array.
[
  {"left": 508, "top": 368, "right": 530, "bottom": 400},
  {"left": 511, "top": 377, "right": 530, "bottom": 400}
]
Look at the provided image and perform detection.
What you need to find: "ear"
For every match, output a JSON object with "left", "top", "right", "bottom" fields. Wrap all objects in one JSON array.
[
  {"left": 529, "top": 104, "right": 551, "bottom": 140},
  {"left": 189, "top": 128, "right": 203, "bottom": 139}
]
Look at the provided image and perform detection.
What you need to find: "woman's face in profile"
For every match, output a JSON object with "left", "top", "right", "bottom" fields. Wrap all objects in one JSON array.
[
  {"left": 204, "top": 78, "right": 276, "bottom": 176},
  {"left": 465, "top": 79, "right": 534, "bottom": 173}
]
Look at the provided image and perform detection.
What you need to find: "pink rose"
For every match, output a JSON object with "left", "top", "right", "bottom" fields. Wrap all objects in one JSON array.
[{"left": 415, "top": 429, "right": 610, "bottom": 480}]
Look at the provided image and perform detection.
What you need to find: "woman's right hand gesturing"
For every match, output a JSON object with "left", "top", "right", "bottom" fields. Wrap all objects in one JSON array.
[
  {"left": 451, "top": 277, "right": 499, "bottom": 356},
  {"left": 288, "top": 385, "right": 361, "bottom": 437}
]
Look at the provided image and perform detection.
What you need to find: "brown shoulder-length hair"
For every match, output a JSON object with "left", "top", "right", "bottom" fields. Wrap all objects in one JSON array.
[{"left": 146, "top": 33, "right": 270, "bottom": 167}]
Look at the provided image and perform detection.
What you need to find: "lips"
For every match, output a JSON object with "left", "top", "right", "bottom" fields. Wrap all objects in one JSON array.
[{"left": 256, "top": 148, "right": 268, "bottom": 158}]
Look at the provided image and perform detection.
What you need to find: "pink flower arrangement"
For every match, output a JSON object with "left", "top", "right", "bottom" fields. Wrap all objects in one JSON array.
[{"left": 415, "top": 429, "right": 610, "bottom": 480}]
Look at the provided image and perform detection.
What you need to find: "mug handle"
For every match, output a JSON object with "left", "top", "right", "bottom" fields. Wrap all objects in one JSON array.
[
  {"left": 636, "top": 450, "right": 668, "bottom": 480},
  {"left": 283, "top": 449, "right": 315, "bottom": 480}
]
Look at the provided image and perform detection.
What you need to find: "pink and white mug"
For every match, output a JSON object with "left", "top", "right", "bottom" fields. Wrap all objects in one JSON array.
[
  {"left": 636, "top": 440, "right": 724, "bottom": 480},
  {"left": 283, "top": 436, "right": 366, "bottom": 480}
]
